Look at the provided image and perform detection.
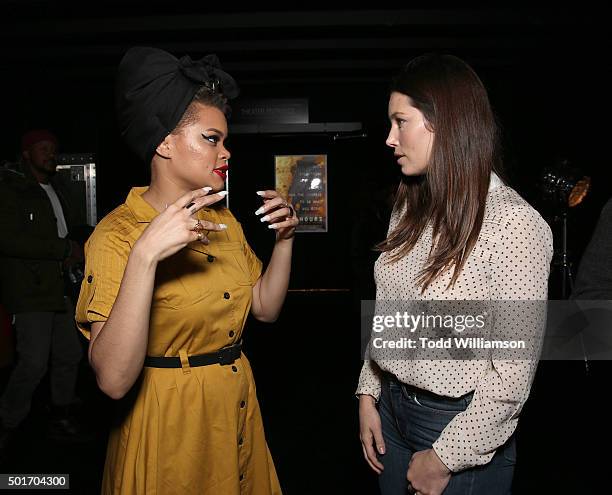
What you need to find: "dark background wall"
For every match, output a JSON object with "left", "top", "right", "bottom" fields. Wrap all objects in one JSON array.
[
  {"left": 2, "top": 5, "right": 610, "bottom": 268},
  {"left": 1, "top": 3, "right": 610, "bottom": 493}
]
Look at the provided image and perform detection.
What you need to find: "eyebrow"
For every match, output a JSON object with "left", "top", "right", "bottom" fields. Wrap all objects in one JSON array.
[
  {"left": 205, "top": 128, "right": 226, "bottom": 138},
  {"left": 389, "top": 112, "right": 408, "bottom": 119}
]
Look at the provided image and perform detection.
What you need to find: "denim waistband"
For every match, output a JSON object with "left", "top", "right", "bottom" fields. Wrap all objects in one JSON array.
[{"left": 382, "top": 371, "right": 474, "bottom": 407}]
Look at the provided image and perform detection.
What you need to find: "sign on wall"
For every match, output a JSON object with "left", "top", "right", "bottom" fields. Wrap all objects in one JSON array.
[{"left": 275, "top": 154, "right": 327, "bottom": 233}]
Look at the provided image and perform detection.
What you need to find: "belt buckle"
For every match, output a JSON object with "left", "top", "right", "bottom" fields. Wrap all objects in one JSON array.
[{"left": 217, "top": 346, "right": 235, "bottom": 366}]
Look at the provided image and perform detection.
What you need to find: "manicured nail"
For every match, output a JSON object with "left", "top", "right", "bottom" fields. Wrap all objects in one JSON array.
[
  {"left": 255, "top": 207, "right": 265, "bottom": 215},
  {"left": 219, "top": 223, "right": 227, "bottom": 230},
  {"left": 256, "top": 191, "right": 265, "bottom": 196},
  {"left": 268, "top": 224, "right": 278, "bottom": 229},
  {"left": 379, "top": 447, "right": 385, "bottom": 454},
  {"left": 217, "top": 191, "right": 228, "bottom": 197},
  {"left": 260, "top": 215, "right": 270, "bottom": 222},
  {"left": 202, "top": 187, "right": 212, "bottom": 192}
]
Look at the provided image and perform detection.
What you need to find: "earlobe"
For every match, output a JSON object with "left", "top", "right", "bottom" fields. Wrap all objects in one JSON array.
[{"left": 155, "top": 135, "right": 173, "bottom": 159}]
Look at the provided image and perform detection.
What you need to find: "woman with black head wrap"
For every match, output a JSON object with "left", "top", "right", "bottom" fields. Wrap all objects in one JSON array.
[{"left": 75, "top": 47, "right": 293, "bottom": 494}]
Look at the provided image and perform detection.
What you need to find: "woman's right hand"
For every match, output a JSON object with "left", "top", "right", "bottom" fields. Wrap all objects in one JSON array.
[
  {"left": 135, "top": 188, "right": 227, "bottom": 263},
  {"left": 359, "top": 394, "right": 386, "bottom": 475}
]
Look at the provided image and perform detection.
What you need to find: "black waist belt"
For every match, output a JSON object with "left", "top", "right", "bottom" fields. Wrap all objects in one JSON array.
[
  {"left": 401, "top": 382, "right": 473, "bottom": 403},
  {"left": 383, "top": 371, "right": 473, "bottom": 403},
  {"left": 144, "top": 341, "right": 242, "bottom": 368}
]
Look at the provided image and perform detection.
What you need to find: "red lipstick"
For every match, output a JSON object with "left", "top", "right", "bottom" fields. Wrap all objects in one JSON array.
[{"left": 213, "top": 164, "right": 229, "bottom": 180}]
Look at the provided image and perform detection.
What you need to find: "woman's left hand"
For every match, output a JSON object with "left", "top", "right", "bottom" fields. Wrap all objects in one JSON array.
[
  {"left": 406, "top": 449, "right": 451, "bottom": 495},
  {"left": 255, "top": 190, "right": 299, "bottom": 241}
]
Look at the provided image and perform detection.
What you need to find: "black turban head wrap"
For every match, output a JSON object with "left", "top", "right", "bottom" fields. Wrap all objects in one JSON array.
[{"left": 116, "top": 46, "right": 239, "bottom": 165}]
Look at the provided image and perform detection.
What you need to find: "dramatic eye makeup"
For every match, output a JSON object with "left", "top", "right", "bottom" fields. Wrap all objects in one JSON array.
[
  {"left": 201, "top": 127, "right": 226, "bottom": 145},
  {"left": 201, "top": 133, "right": 220, "bottom": 144}
]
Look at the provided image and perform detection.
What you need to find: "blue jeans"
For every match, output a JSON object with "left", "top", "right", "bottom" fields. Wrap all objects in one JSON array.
[{"left": 377, "top": 374, "right": 515, "bottom": 495}]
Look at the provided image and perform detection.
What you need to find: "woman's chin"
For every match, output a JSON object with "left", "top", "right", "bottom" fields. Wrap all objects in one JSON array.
[
  {"left": 209, "top": 179, "right": 226, "bottom": 193},
  {"left": 400, "top": 164, "right": 417, "bottom": 176},
  {"left": 400, "top": 162, "right": 427, "bottom": 177},
  {"left": 195, "top": 177, "right": 225, "bottom": 192}
]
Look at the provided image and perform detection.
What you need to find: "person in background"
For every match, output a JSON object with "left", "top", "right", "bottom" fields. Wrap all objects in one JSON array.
[
  {"left": 568, "top": 196, "right": 612, "bottom": 490},
  {"left": 356, "top": 54, "right": 553, "bottom": 495},
  {"left": 571, "top": 197, "right": 612, "bottom": 300},
  {"left": 0, "top": 130, "right": 88, "bottom": 463}
]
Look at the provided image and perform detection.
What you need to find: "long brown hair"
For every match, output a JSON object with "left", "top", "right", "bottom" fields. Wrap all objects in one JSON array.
[{"left": 378, "top": 54, "right": 503, "bottom": 292}]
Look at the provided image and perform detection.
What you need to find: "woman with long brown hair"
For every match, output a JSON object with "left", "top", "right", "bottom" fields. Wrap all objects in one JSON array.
[{"left": 357, "top": 54, "right": 552, "bottom": 494}]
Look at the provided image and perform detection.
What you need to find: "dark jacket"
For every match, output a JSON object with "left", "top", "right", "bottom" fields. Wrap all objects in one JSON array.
[
  {"left": 572, "top": 198, "right": 612, "bottom": 300},
  {"left": 0, "top": 163, "right": 75, "bottom": 313}
]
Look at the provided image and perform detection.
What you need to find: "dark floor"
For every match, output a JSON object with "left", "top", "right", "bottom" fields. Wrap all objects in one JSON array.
[{"left": 0, "top": 292, "right": 607, "bottom": 494}]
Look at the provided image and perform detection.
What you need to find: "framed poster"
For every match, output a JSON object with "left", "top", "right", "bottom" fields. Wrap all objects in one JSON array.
[{"left": 275, "top": 154, "right": 327, "bottom": 233}]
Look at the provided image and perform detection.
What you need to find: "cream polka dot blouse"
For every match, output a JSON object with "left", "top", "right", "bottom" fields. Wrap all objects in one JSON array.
[{"left": 356, "top": 173, "right": 553, "bottom": 472}]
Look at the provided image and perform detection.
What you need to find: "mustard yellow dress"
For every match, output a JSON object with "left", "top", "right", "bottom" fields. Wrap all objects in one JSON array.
[{"left": 76, "top": 187, "right": 282, "bottom": 495}]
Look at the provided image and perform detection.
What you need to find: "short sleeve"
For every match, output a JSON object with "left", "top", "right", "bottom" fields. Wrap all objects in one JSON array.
[
  {"left": 243, "top": 238, "right": 263, "bottom": 286},
  {"left": 75, "top": 228, "right": 130, "bottom": 340}
]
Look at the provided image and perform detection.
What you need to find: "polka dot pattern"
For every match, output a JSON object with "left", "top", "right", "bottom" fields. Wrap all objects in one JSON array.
[{"left": 356, "top": 174, "right": 553, "bottom": 472}]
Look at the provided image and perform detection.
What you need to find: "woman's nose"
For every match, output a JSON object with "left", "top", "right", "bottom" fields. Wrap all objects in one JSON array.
[
  {"left": 220, "top": 145, "right": 231, "bottom": 161},
  {"left": 386, "top": 129, "right": 398, "bottom": 148}
]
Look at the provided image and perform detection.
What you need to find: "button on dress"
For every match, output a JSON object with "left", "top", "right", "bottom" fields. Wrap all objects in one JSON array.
[{"left": 76, "top": 187, "right": 282, "bottom": 494}]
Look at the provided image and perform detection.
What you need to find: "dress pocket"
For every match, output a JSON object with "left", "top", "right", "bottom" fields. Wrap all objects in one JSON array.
[
  {"left": 217, "top": 241, "right": 252, "bottom": 286},
  {"left": 152, "top": 251, "right": 213, "bottom": 310}
]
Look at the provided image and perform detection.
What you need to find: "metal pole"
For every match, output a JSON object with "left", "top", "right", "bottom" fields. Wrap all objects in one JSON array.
[{"left": 561, "top": 212, "right": 568, "bottom": 299}]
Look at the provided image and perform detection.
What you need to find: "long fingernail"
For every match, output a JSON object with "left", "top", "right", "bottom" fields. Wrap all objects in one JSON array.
[
  {"left": 255, "top": 207, "right": 265, "bottom": 215},
  {"left": 217, "top": 191, "right": 228, "bottom": 197},
  {"left": 202, "top": 187, "right": 212, "bottom": 192},
  {"left": 268, "top": 224, "right": 278, "bottom": 229},
  {"left": 219, "top": 223, "right": 227, "bottom": 230},
  {"left": 256, "top": 191, "right": 265, "bottom": 196},
  {"left": 260, "top": 215, "right": 270, "bottom": 222}
]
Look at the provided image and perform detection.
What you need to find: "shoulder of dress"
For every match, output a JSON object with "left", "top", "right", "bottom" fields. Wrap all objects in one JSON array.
[
  {"left": 87, "top": 204, "right": 137, "bottom": 250},
  {"left": 96, "top": 203, "right": 136, "bottom": 230}
]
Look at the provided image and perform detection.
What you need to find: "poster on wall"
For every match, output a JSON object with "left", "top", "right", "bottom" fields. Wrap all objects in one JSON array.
[{"left": 274, "top": 154, "right": 327, "bottom": 233}]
